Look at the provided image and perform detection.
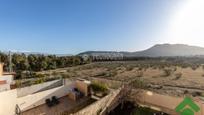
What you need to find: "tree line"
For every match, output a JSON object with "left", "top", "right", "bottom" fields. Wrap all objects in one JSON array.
[{"left": 0, "top": 52, "right": 90, "bottom": 72}]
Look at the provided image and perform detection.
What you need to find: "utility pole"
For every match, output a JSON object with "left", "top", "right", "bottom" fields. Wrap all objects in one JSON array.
[{"left": 9, "top": 51, "right": 12, "bottom": 73}]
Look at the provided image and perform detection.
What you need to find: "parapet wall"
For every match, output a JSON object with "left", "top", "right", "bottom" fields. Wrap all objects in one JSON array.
[
  {"left": 17, "top": 79, "right": 63, "bottom": 97},
  {"left": 0, "top": 89, "right": 17, "bottom": 115},
  {"left": 72, "top": 89, "right": 121, "bottom": 115},
  {"left": 0, "top": 63, "right": 3, "bottom": 76},
  {"left": 128, "top": 89, "right": 204, "bottom": 115},
  {"left": 17, "top": 85, "right": 72, "bottom": 112}
]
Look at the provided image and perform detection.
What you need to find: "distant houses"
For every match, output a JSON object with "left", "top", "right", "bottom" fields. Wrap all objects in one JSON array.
[{"left": 81, "top": 52, "right": 124, "bottom": 61}]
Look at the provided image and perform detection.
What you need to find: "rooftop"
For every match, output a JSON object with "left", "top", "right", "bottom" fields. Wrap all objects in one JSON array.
[
  {"left": 0, "top": 80, "right": 6, "bottom": 85},
  {"left": 22, "top": 96, "right": 96, "bottom": 115}
]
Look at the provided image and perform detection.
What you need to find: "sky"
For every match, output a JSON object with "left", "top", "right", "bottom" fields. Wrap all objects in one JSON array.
[{"left": 0, "top": 0, "right": 203, "bottom": 54}]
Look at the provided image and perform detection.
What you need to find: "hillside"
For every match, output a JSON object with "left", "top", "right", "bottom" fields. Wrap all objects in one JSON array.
[{"left": 79, "top": 44, "right": 204, "bottom": 57}]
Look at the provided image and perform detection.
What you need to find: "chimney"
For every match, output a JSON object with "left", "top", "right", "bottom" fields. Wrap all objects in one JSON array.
[{"left": 0, "top": 63, "right": 3, "bottom": 76}]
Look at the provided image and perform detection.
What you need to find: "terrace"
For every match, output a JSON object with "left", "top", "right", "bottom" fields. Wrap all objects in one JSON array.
[
  {"left": 15, "top": 78, "right": 98, "bottom": 115},
  {"left": 22, "top": 96, "right": 95, "bottom": 115},
  {"left": 0, "top": 77, "right": 111, "bottom": 115}
]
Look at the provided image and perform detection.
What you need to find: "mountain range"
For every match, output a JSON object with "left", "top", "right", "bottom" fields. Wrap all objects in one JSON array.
[
  {"left": 79, "top": 44, "right": 204, "bottom": 57},
  {"left": 1, "top": 51, "right": 72, "bottom": 57}
]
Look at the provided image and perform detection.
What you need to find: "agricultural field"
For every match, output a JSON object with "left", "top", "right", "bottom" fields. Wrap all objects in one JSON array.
[{"left": 35, "top": 60, "right": 204, "bottom": 97}]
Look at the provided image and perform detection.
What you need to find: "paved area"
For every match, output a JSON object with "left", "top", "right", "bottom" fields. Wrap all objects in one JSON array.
[{"left": 22, "top": 96, "right": 92, "bottom": 115}]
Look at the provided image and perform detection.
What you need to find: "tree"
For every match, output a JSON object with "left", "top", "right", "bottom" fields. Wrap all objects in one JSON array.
[
  {"left": 0, "top": 52, "right": 9, "bottom": 71},
  {"left": 12, "top": 53, "right": 29, "bottom": 71},
  {"left": 0, "top": 52, "right": 88, "bottom": 73},
  {"left": 28, "top": 54, "right": 38, "bottom": 71}
]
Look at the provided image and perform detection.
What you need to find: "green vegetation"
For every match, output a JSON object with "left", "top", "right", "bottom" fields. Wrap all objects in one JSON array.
[
  {"left": 93, "top": 72, "right": 107, "bottom": 77},
  {"left": 131, "top": 78, "right": 146, "bottom": 89},
  {"left": 136, "top": 71, "right": 143, "bottom": 77},
  {"left": 105, "top": 70, "right": 117, "bottom": 77},
  {"left": 126, "top": 66, "right": 134, "bottom": 71},
  {"left": 132, "top": 107, "right": 159, "bottom": 115},
  {"left": 162, "top": 68, "right": 173, "bottom": 77},
  {"left": 90, "top": 82, "right": 108, "bottom": 92},
  {"left": 0, "top": 52, "right": 91, "bottom": 79},
  {"left": 15, "top": 76, "right": 61, "bottom": 88}
]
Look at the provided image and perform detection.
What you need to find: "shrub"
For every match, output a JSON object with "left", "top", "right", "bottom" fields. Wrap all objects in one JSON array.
[
  {"left": 162, "top": 69, "right": 173, "bottom": 77},
  {"left": 15, "top": 80, "right": 22, "bottom": 88},
  {"left": 66, "top": 69, "right": 70, "bottom": 72},
  {"left": 34, "top": 78, "right": 44, "bottom": 84},
  {"left": 90, "top": 82, "right": 108, "bottom": 92},
  {"left": 35, "top": 73, "right": 46, "bottom": 78},
  {"left": 173, "top": 67, "right": 177, "bottom": 71},
  {"left": 105, "top": 70, "right": 117, "bottom": 77},
  {"left": 153, "top": 66, "right": 157, "bottom": 69},
  {"left": 131, "top": 78, "right": 146, "bottom": 89},
  {"left": 126, "top": 66, "right": 134, "bottom": 71},
  {"left": 192, "top": 91, "right": 202, "bottom": 97},
  {"left": 184, "top": 90, "right": 189, "bottom": 94},
  {"left": 138, "top": 67, "right": 143, "bottom": 71},
  {"left": 132, "top": 107, "right": 155, "bottom": 115},
  {"left": 52, "top": 71, "right": 58, "bottom": 76},
  {"left": 97, "top": 108, "right": 102, "bottom": 115},
  {"left": 181, "top": 64, "right": 188, "bottom": 69},
  {"left": 136, "top": 71, "right": 143, "bottom": 77},
  {"left": 202, "top": 74, "right": 204, "bottom": 77},
  {"left": 173, "top": 73, "right": 182, "bottom": 80},
  {"left": 191, "top": 66, "right": 198, "bottom": 71},
  {"left": 93, "top": 72, "right": 107, "bottom": 77},
  {"left": 61, "top": 73, "right": 70, "bottom": 78}
]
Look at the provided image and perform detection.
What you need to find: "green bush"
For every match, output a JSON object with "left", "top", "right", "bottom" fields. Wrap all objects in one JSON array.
[
  {"left": 131, "top": 78, "right": 146, "bottom": 89},
  {"left": 35, "top": 73, "right": 46, "bottom": 78},
  {"left": 34, "top": 78, "right": 44, "bottom": 84},
  {"left": 126, "top": 66, "right": 134, "bottom": 71},
  {"left": 162, "top": 69, "right": 173, "bottom": 77},
  {"left": 90, "top": 82, "right": 108, "bottom": 92},
  {"left": 132, "top": 107, "right": 156, "bottom": 115},
  {"left": 15, "top": 80, "right": 22, "bottom": 88},
  {"left": 105, "top": 70, "right": 117, "bottom": 77}
]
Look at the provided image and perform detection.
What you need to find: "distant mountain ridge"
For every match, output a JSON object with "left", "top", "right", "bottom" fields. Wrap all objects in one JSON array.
[
  {"left": 1, "top": 51, "right": 72, "bottom": 57},
  {"left": 79, "top": 44, "right": 204, "bottom": 57}
]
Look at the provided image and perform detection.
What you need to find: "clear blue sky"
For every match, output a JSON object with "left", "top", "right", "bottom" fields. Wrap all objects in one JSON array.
[{"left": 0, "top": 0, "right": 184, "bottom": 54}]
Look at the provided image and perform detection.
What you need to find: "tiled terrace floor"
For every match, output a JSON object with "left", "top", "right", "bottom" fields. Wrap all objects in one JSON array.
[{"left": 22, "top": 96, "right": 94, "bottom": 115}]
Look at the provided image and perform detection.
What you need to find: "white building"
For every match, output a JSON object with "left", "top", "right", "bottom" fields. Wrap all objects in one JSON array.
[{"left": 0, "top": 63, "right": 15, "bottom": 92}]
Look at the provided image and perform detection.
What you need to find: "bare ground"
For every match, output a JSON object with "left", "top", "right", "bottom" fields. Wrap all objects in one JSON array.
[{"left": 38, "top": 61, "right": 204, "bottom": 97}]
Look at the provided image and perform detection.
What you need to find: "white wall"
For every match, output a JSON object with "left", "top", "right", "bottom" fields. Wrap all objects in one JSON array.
[
  {"left": 0, "top": 79, "right": 75, "bottom": 114},
  {"left": 0, "top": 84, "right": 10, "bottom": 92},
  {"left": 17, "top": 79, "right": 62, "bottom": 97},
  {"left": 0, "top": 89, "right": 17, "bottom": 115},
  {"left": 0, "top": 75, "right": 14, "bottom": 91},
  {"left": 17, "top": 83, "right": 74, "bottom": 112},
  {"left": 0, "top": 75, "right": 13, "bottom": 84}
]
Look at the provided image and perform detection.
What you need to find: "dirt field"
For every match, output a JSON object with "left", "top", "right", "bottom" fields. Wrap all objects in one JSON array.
[{"left": 38, "top": 61, "right": 204, "bottom": 97}]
